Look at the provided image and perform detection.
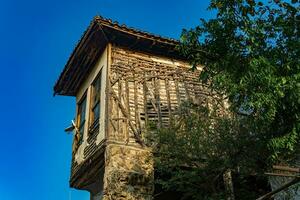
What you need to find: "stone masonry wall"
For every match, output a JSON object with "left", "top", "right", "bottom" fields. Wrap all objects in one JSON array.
[{"left": 102, "top": 143, "right": 153, "bottom": 200}]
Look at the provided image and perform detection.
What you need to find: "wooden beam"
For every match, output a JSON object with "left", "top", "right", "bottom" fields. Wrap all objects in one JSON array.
[
  {"left": 273, "top": 165, "right": 300, "bottom": 173},
  {"left": 154, "top": 74, "right": 162, "bottom": 128},
  {"left": 110, "top": 88, "right": 144, "bottom": 146},
  {"left": 143, "top": 73, "right": 149, "bottom": 126},
  {"left": 174, "top": 75, "right": 181, "bottom": 104},
  {"left": 125, "top": 80, "right": 130, "bottom": 143},
  {"left": 117, "top": 74, "right": 122, "bottom": 134},
  {"left": 165, "top": 78, "right": 172, "bottom": 122},
  {"left": 105, "top": 44, "right": 112, "bottom": 139},
  {"left": 265, "top": 172, "right": 300, "bottom": 178},
  {"left": 144, "top": 82, "right": 159, "bottom": 113},
  {"left": 134, "top": 71, "right": 141, "bottom": 131}
]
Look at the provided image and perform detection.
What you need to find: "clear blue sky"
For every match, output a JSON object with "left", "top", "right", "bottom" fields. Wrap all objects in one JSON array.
[{"left": 0, "top": 0, "right": 213, "bottom": 199}]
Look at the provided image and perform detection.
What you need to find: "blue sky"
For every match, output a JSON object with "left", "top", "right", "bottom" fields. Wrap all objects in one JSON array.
[{"left": 0, "top": 0, "right": 213, "bottom": 199}]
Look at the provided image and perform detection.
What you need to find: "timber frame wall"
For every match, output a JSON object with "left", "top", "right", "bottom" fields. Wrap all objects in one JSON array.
[
  {"left": 102, "top": 44, "right": 218, "bottom": 199},
  {"left": 107, "top": 45, "right": 211, "bottom": 145},
  {"left": 69, "top": 43, "right": 218, "bottom": 187}
]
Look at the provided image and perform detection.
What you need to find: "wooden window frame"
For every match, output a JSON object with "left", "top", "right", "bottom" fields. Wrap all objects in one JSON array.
[
  {"left": 76, "top": 92, "right": 87, "bottom": 146},
  {"left": 89, "top": 69, "right": 102, "bottom": 133}
]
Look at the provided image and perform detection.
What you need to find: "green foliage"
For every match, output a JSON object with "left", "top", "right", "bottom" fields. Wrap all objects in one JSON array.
[
  {"left": 150, "top": 1, "right": 300, "bottom": 199},
  {"left": 149, "top": 102, "right": 268, "bottom": 199},
  {"left": 178, "top": 0, "right": 300, "bottom": 164}
]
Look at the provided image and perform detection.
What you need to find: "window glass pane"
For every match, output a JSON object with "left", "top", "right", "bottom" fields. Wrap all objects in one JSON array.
[
  {"left": 93, "top": 77, "right": 101, "bottom": 105},
  {"left": 93, "top": 103, "right": 100, "bottom": 121},
  {"left": 90, "top": 70, "right": 102, "bottom": 126},
  {"left": 77, "top": 95, "right": 86, "bottom": 145},
  {"left": 95, "top": 77, "right": 101, "bottom": 100},
  {"left": 79, "top": 98, "right": 86, "bottom": 126},
  {"left": 79, "top": 124, "right": 85, "bottom": 144}
]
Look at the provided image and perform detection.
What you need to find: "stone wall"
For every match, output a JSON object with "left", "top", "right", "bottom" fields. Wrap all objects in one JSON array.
[{"left": 102, "top": 143, "right": 153, "bottom": 200}]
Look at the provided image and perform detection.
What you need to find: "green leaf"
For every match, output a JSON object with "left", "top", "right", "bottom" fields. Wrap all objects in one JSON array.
[{"left": 199, "top": 70, "right": 209, "bottom": 83}]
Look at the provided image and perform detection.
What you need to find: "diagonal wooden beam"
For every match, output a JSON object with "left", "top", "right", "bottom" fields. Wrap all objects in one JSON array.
[{"left": 110, "top": 87, "right": 144, "bottom": 146}]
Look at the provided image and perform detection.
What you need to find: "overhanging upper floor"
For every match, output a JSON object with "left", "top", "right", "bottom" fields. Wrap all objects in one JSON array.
[{"left": 54, "top": 16, "right": 186, "bottom": 96}]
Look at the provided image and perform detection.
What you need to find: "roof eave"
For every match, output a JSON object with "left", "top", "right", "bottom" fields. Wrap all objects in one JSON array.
[{"left": 54, "top": 16, "right": 186, "bottom": 96}]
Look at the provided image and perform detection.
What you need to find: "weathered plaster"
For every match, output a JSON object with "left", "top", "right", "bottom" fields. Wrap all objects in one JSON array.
[{"left": 74, "top": 46, "right": 108, "bottom": 164}]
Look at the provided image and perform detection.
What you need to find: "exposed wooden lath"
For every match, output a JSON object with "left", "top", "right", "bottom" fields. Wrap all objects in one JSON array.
[{"left": 107, "top": 46, "right": 218, "bottom": 146}]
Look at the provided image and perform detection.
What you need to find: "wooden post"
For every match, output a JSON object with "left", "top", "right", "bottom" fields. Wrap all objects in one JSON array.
[
  {"left": 223, "top": 169, "right": 235, "bottom": 200},
  {"left": 143, "top": 73, "right": 148, "bottom": 126},
  {"left": 105, "top": 43, "right": 112, "bottom": 139},
  {"left": 154, "top": 74, "right": 162, "bottom": 128},
  {"left": 125, "top": 79, "right": 130, "bottom": 143},
  {"left": 165, "top": 78, "right": 172, "bottom": 122}
]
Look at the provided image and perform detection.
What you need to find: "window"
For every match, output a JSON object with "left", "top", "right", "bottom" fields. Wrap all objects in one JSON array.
[
  {"left": 76, "top": 94, "right": 87, "bottom": 145},
  {"left": 90, "top": 70, "right": 102, "bottom": 129}
]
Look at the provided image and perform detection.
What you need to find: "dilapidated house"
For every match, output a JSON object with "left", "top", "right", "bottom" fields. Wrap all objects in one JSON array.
[{"left": 54, "top": 16, "right": 219, "bottom": 200}]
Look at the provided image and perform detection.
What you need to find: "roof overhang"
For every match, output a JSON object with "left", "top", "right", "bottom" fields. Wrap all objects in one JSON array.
[{"left": 54, "top": 16, "right": 185, "bottom": 96}]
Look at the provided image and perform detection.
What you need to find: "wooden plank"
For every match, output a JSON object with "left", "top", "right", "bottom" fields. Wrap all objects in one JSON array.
[
  {"left": 109, "top": 119, "right": 117, "bottom": 132},
  {"left": 105, "top": 44, "right": 112, "bottom": 139},
  {"left": 273, "top": 165, "right": 300, "bottom": 173},
  {"left": 110, "top": 88, "right": 144, "bottom": 146},
  {"left": 111, "top": 117, "right": 127, "bottom": 120},
  {"left": 144, "top": 82, "right": 159, "bottom": 113},
  {"left": 134, "top": 71, "right": 141, "bottom": 131},
  {"left": 117, "top": 74, "right": 121, "bottom": 134},
  {"left": 182, "top": 74, "right": 191, "bottom": 101},
  {"left": 154, "top": 75, "right": 162, "bottom": 128},
  {"left": 125, "top": 80, "right": 130, "bottom": 143},
  {"left": 265, "top": 172, "right": 300, "bottom": 178},
  {"left": 165, "top": 78, "right": 172, "bottom": 122},
  {"left": 174, "top": 75, "right": 181, "bottom": 105}
]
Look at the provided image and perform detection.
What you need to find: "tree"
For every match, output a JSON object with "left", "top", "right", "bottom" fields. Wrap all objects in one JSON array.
[
  {"left": 151, "top": 0, "right": 300, "bottom": 199},
  {"left": 179, "top": 0, "right": 300, "bottom": 166},
  {"left": 149, "top": 102, "right": 270, "bottom": 200}
]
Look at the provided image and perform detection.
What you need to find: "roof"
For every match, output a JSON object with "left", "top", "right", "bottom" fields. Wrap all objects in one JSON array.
[{"left": 54, "top": 16, "right": 185, "bottom": 96}]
